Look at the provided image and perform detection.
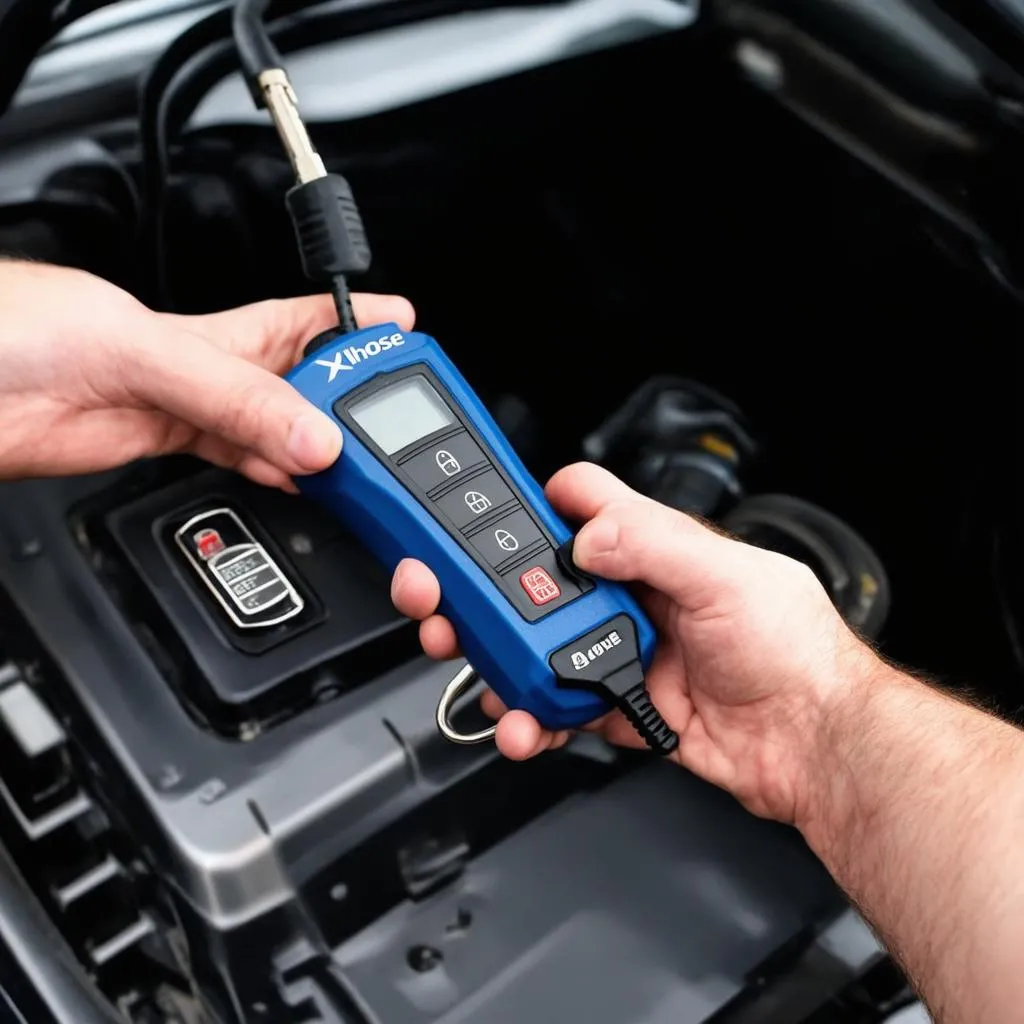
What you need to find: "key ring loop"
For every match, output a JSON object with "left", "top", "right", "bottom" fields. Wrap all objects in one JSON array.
[{"left": 435, "top": 663, "right": 497, "bottom": 745}]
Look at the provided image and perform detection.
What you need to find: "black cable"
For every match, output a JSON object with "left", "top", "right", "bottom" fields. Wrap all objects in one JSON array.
[
  {"left": 331, "top": 274, "right": 358, "bottom": 334},
  {"left": 232, "top": 0, "right": 281, "bottom": 88},
  {"left": 230, "top": 0, "right": 373, "bottom": 334},
  {"left": 139, "top": 0, "right": 559, "bottom": 311},
  {"left": 138, "top": 4, "right": 234, "bottom": 309}
]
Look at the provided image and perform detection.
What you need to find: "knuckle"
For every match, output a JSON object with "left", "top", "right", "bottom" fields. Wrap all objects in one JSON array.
[
  {"left": 602, "top": 499, "right": 644, "bottom": 542},
  {"left": 612, "top": 500, "right": 668, "bottom": 559},
  {"left": 787, "top": 557, "right": 825, "bottom": 595},
  {"left": 601, "top": 498, "right": 632, "bottom": 521},
  {"left": 213, "top": 381, "right": 273, "bottom": 439},
  {"left": 605, "top": 497, "right": 649, "bottom": 528},
  {"left": 760, "top": 547, "right": 820, "bottom": 592}
]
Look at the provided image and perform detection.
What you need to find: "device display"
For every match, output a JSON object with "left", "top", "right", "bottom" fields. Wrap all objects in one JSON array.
[
  {"left": 348, "top": 376, "right": 455, "bottom": 455},
  {"left": 336, "top": 364, "right": 587, "bottom": 624}
]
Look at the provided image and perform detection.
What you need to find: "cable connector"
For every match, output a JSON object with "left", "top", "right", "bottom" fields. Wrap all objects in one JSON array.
[
  {"left": 285, "top": 174, "right": 371, "bottom": 280},
  {"left": 253, "top": 66, "right": 371, "bottom": 334},
  {"left": 257, "top": 68, "right": 325, "bottom": 185},
  {"left": 550, "top": 614, "right": 679, "bottom": 756}
]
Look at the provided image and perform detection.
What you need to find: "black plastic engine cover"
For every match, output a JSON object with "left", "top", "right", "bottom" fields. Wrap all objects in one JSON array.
[{"left": 96, "top": 468, "right": 418, "bottom": 736}]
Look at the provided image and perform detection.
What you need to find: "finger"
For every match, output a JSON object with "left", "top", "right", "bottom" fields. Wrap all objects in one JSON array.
[
  {"left": 481, "top": 693, "right": 573, "bottom": 751},
  {"left": 191, "top": 431, "right": 299, "bottom": 491},
  {"left": 176, "top": 293, "right": 417, "bottom": 374},
  {"left": 238, "top": 454, "right": 297, "bottom": 492},
  {"left": 130, "top": 329, "right": 344, "bottom": 477},
  {"left": 495, "top": 710, "right": 554, "bottom": 761},
  {"left": 580, "top": 709, "right": 617, "bottom": 733},
  {"left": 352, "top": 293, "right": 416, "bottom": 331},
  {"left": 390, "top": 558, "right": 441, "bottom": 619},
  {"left": 545, "top": 462, "right": 645, "bottom": 522},
  {"left": 419, "top": 616, "right": 459, "bottom": 660},
  {"left": 600, "top": 710, "right": 650, "bottom": 750},
  {"left": 549, "top": 730, "right": 572, "bottom": 750},
  {"left": 549, "top": 462, "right": 732, "bottom": 538},
  {"left": 480, "top": 688, "right": 508, "bottom": 720},
  {"left": 572, "top": 494, "right": 742, "bottom": 611}
]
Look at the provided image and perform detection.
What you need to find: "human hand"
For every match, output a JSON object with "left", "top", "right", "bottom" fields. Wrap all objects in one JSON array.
[
  {"left": 0, "top": 260, "right": 413, "bottom": 487},
  {"left": 391, "top": 461, "right": 876, "bottom": 825}
]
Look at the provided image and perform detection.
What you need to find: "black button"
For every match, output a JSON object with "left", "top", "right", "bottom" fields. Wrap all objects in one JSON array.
[
  {"left": 555, "top": 538, "right": 597, "bottom": 588},
  {"left": 499, "top": 547, "right": 582, "bottom": 620},
  {"left": 468, "top": 509, "right": 545, "bottom": 569},
  {"left": 401, "top": 432, "right": 487, "bottom": 492},
  {"left": 433, "top": 470, "right": 516, "bottom": 530}
]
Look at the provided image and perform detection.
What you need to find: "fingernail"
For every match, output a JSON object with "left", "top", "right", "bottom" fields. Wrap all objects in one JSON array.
[
  {"left": 287, "top": 413, "right": 342, "bottom": 472},
  {"left": 575, "top": 517, "right": 619, "bottom": 563},
  {"left": 390, "top": 563, "right": 407, "bottom": 605}
]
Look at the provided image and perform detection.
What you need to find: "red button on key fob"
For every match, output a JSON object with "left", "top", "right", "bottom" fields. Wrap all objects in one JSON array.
[{"left": 519, "top": 566, "right": 561, "bottom": 605}]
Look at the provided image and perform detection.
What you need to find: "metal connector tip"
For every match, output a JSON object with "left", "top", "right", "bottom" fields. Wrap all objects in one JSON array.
[{"left": 257, "top": 69, "right": 326, "bottom": 184}]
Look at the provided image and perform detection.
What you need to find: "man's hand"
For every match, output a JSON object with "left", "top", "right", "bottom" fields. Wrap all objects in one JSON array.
[
  {"left": 0, "top": 261, "right": 414, "bottom": 486},
  {"left": 393, "top": 462, "right": 1024, "bottom": 1022},
  {"left": 391, "top": 461, "right": 868, "bottom": 824}
]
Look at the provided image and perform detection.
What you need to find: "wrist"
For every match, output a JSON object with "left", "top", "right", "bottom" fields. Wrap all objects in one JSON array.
[
  {"left": 793, "top": 640, "right": 903, "bottom": 859},
  {"left": 793, "top": 650, "right": 1022, "bottom": 871}
]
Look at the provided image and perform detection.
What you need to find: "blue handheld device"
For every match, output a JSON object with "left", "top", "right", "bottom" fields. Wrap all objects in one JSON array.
[
  {"left": 227, "top": 0, "right": 675, "bottom": 752},
  {"left": 285, "top": 323, "right": 679, "bottom": 753}
]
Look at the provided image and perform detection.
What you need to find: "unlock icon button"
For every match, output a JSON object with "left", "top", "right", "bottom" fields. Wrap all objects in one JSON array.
[
  {"left": 469, "top": 508, "right": 544, "bottom": 568},
  {"left": 434, "top": 469, "right": 514, "bottom": 530}
]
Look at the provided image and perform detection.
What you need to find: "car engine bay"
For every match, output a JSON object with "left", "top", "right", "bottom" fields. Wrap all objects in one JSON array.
[{"left": 0, "top": 0, "right": 1021, "bottom": 1021}]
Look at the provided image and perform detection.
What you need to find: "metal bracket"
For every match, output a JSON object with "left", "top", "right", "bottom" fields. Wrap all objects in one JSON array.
[{"left": 435, "top": 664, "right": 496, "bottom": 745}]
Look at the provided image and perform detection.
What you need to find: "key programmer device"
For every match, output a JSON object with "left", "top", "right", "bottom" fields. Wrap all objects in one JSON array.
[{"left": 231, "top": 0, "right": 678, "bottom": 753}]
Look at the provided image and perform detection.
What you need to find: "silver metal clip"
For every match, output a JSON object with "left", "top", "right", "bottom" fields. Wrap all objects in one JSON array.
[{"left": 435, "top": 664, "right": 497, "bottom": 745}]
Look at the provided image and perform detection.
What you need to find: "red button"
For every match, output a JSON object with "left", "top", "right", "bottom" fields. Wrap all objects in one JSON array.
[
  {"left": 519, "top": 566, "right": 561, "bottom": 605},
  {"left": 194, "top": 528, "right": 225, "bottom": 560}
]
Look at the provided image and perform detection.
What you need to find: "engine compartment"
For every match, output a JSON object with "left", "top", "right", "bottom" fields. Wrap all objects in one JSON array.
[
  {"left": 0, "top": 7, "right": 1020, "bottom": 1022},
  {"left": 0, "top": 463, "right": 854, "bottom": 1023},
  {"left": 150, "top": 25, "right": 1021, "bottom": 700}
]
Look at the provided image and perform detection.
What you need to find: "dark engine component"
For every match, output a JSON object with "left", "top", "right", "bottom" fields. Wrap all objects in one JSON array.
[
  {"left": 583, "top": 377, "right": 756, "bottom": 518},
  {"left": 716, "top": 0, "right": 1024, "bottom": 291},
  {"left": 587, "top": 377, "right": 890, "bottom": 639},
  {"left": 723, "top": 494, "right": 892, "bottom": 639}
]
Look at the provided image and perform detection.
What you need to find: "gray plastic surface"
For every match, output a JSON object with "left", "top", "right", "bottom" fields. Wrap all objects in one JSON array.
[
  {"left": 0, "top": 472, "right": 852, "bottom": 1022},
  {"left": 336, "top": 762, "right": 844, "bottom": 1023},
  {"left": 0, "top": 474, "right": 499, "bottom": 930}
]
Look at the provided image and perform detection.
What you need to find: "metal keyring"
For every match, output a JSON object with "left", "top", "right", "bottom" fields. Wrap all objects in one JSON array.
[{"left": 435, "top": 664, "right": 498, "bottom": 745}]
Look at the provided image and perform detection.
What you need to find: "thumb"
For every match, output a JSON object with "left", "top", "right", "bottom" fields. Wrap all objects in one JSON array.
[
  {"left": 572, "top": 497, "right": 744, "bottom": 613},
  {"left": 129, "top": 327, "right": 342, "bottom": 475}
]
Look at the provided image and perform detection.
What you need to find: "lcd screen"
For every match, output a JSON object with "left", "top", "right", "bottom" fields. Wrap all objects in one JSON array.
[{"left": 348, "top": 377, "right": 455, "bottom": 455}]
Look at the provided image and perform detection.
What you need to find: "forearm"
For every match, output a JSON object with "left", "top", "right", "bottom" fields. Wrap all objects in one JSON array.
[{"left": 800, "top": 658, "right": 1024, "bottom": 1023}]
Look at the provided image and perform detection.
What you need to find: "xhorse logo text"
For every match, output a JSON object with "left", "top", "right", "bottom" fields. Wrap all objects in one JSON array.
[{"left": 315, "top": 333, "right": 406, "bottom": 381}]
